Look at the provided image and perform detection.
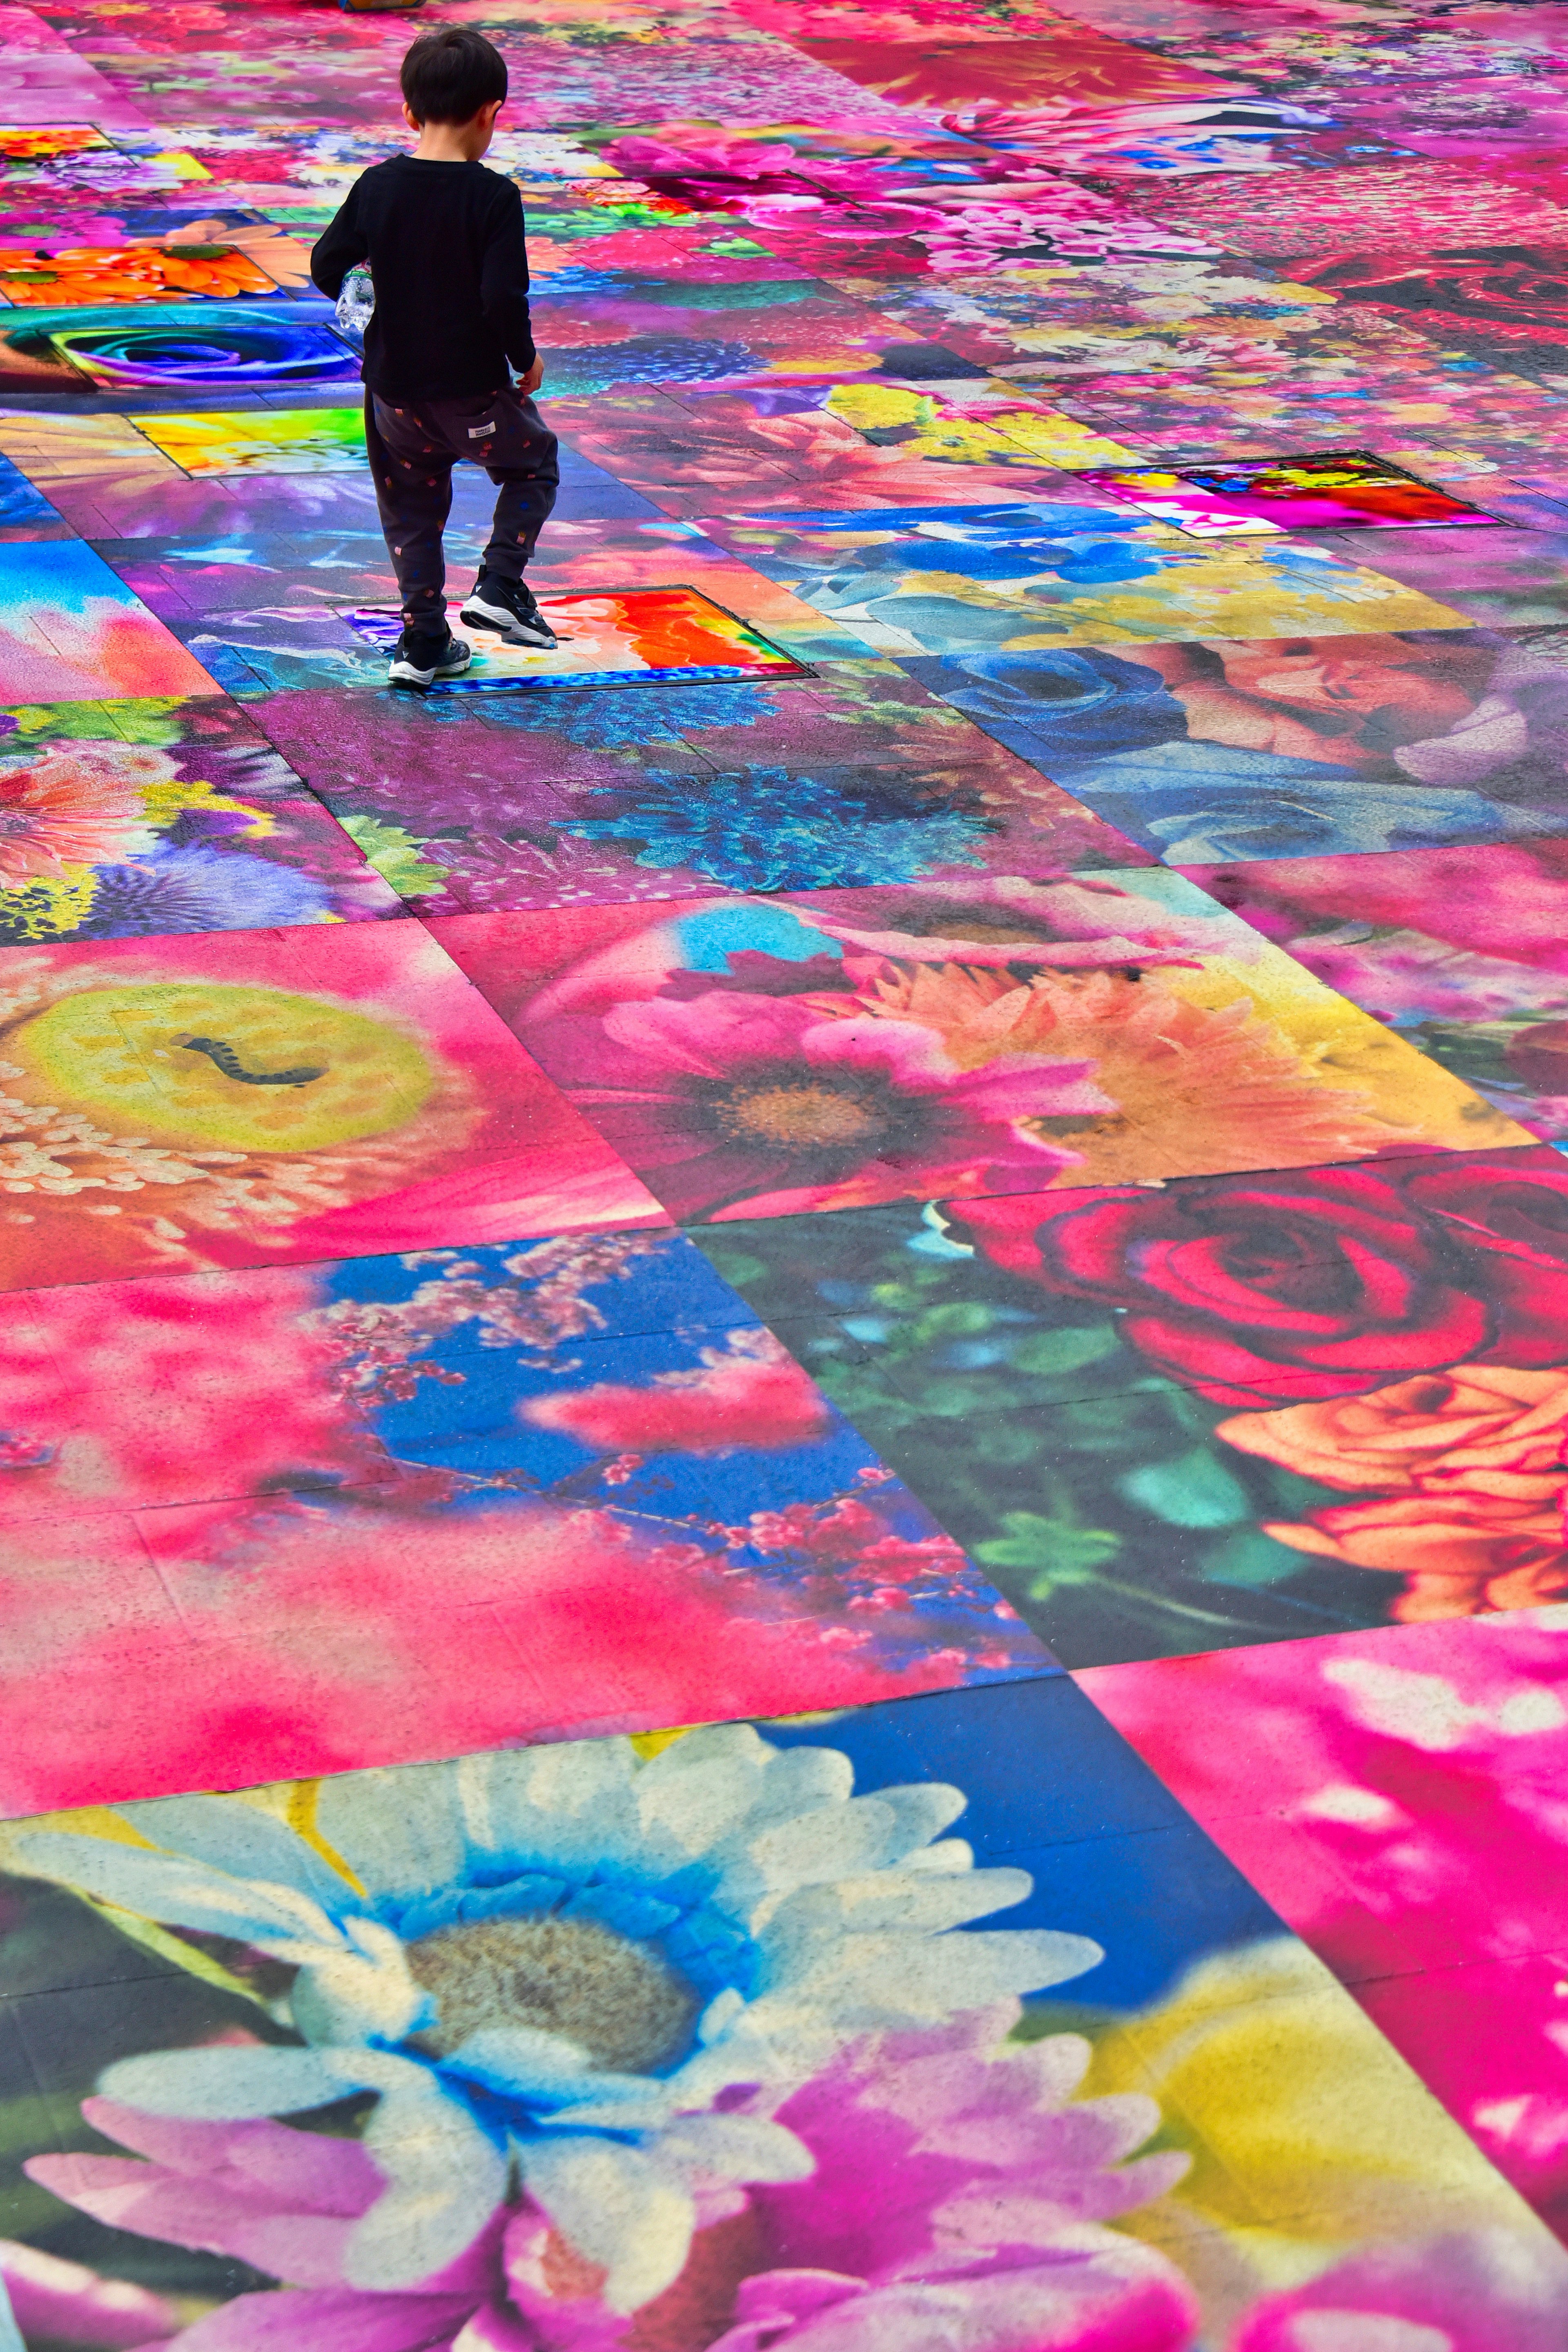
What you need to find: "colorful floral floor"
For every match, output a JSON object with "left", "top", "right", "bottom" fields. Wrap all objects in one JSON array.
[{"left": 5, "top": 0, "right": 1568, "bottom": 2343}]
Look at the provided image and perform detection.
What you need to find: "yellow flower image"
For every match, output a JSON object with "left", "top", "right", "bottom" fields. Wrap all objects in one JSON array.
[
  {"left": 826, "top": 381, "right": 1138, "bottom": 468},
  {"left": 8, "top": 983, "right": 436, "bottom": 1154},
  {"left": 1076, "top": 1938, "right": 1555, "bottom": 2337}
]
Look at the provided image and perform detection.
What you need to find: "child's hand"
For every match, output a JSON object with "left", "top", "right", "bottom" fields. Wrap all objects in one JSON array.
[{"left": 517, "top": 357, "right": 544, "bottom": 394}]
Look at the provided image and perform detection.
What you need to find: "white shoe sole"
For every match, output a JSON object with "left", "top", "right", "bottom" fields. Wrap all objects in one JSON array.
[
  {"left": 459, "top": 592, "right": 557, "bottom": 648},
  {"left": 388, "top": 650, "right": 471, "bottom": 688}
]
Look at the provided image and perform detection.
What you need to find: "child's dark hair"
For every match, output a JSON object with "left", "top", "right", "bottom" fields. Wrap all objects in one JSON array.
[{"left": 401, "top": 28, "right": 508, "bottom": 126}]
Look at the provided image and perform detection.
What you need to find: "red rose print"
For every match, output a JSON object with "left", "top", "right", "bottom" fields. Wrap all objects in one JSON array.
[
  {"left": 958, "top": 1149, "right": 1568, "bottom": 1409},
  {"left": 1404, "top": 1152, "right": 1568, "bottom": 1261},
  {"left": 1293, "top": 245, "right": 1568, "bottom": 353},
  {"left": 1403, "top": 1154, "right": 1568, "bottom": 1360}
]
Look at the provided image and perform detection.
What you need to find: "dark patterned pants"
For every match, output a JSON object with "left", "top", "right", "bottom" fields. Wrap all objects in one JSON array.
[{"left": 365, "top": 385, "right": 559, "bottom": 635}]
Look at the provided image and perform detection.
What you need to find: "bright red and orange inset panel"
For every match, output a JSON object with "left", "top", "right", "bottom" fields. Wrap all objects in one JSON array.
[{"left": 342, "top": 584, "right": 811, "bottom": 693}]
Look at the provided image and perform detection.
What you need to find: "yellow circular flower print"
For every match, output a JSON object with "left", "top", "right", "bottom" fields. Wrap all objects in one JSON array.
[{"left": 8, "top": 983, "right": 434, "bottom": 1154}]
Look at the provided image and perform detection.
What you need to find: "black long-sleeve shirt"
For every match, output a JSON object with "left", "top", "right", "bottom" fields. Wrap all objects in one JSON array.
[{"left": 310, "top": 154, "right": 536, "bottom": 400}]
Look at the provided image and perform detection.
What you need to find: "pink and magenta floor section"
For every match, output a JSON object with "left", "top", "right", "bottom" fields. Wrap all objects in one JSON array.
[{"left": 3, "top": 0, "right": 1568, "bottom": 2344}]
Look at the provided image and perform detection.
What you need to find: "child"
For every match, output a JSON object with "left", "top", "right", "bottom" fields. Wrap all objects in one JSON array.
[{"left": 310, "top": 27, "right": 559, "bottom": 688}]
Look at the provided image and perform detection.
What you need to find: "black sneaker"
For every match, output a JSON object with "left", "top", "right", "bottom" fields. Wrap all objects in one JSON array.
[
  {"left": 459, "top": 573, "right": 557, "bottom": 649},
  {"left": 388, "top": 628, "right": 471, "bottom": 689}
]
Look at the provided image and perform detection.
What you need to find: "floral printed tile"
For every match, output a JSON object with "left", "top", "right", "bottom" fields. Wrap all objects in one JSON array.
[
  {"left": 1082, "top": 1615, "right": 1568, "bottom": 2236},
  {"left": 630, "top": 650, "right": 1153, "bottom": 852},
  {"left": 162, "top": 581, "right": 829, "bottom": 702},
  {"left": 424, "top": 760, "right": 1124, "bottom": 902},
  {"left": 288, "top": 723, "right": 1147, "bottom": 911},
  {"left": 496, "top": 30, "right": 929, "bottom": 127},
  {"left": 0, "top": 405, "right": 216, "bottom": 497},
  {"left": 1288, "top": 243, "right": 1568, "bottom": 387},
  {"left": 693, "top": 1140, "right": 1568, "bottom": 1659},
  {"left": 248, "top": 668, "right": 833, "bottom": 800},
  {"left": 0, "top": 692, "right": 403, "bottom": 942},
  {"left": 0, "top": 42, "right": 149, "bottom": 123},
  {"left": 787, "top": 28, "right": 1255, "bottom": 122},
  {"left": 0, "top": 199, "right": 310, "bottom": 276},
  {"left": 0, "top": 236, "right": 281, "bottom": 302},
  {"left": 726, "top": 2, "right": 1080, "bottom": 33},
  {"left": 526, "top": 211, "right": 806, "bottom": 287},
  {"left": 0, "top": 920, "right": 666, "bottom": 1290},
  {"left": 0, "top": 129, "right": 212, "bottom": 194},
  {"left": 64, "top": 467, "right": 389, "bottom": 539},
  {"left": 1009, "top": 112, "right": 1425, "bottom": 182},
  {"left": 903, "top": 624, "right": 1568, "bottom": 862},
  {"left": 548, "top": 380, "right": 1136, "bottom": 517},
  {"left": 34, "top": 435, "right": 640, "bottom": 536},
  {"left": 0, "top": 1238, "right": 1045, "bottom": 1807},
  {"left": 591, "top": 119, "right": 1217, "bottom": 276},
  {"left": 115, "top": 531, "right": 402, "bottom": 628},
  {"left": 1325, "top": 76, "right": 1568, "bottom": 176},
  {"left": 154, "top": 121, "right": 617, "bottom": 201},
  {"left": 1048, "top": 355, "right": 1568, "bottom": 474},
  {"left": 247, "top": 659, "right": 1149, "bottom": 910},
  {"left": 0, "top": 1680, "right": 1560, "bottom": 2348},
  {"left": 1315, "top": 516, "right": 1568, "bottom": 631},
  {"left": 993, "top": 305, "right": 1460, "bottom": 396},
  {"left": 826, "top": 256, "right": 1365, "bottom": 376},
  {"left": 750, "top": 190, "right": 1216, "bottom": 280},
  {"left": 0, "top": 7, "right": 79, "bottom": 49},
  {"left": 1183, "top": 837, "right": 1568, "bottom": 1141},
  {"left": 1092, "top": 4, "right": 1568, "bottom": 79},
  {"left": 528, "top": 267, "right": 987, "bottom": 395},
  {"left": 86, "top": 50, "right": 404, "bottom": 130},
  {"left": 1131, "top": 155, "right": 1568, "bottom": 253},
  {"left": 0, "top": 541, "right": 218, "bottom": 703},
  {"left": 697, "top": 499, "right": 1471, "bottom": 656},
  {"left": 430, "top": 874, "right": 1523, "bottom": 1225}
]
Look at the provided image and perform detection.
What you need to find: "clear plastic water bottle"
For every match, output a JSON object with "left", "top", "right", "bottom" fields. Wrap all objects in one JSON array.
[{"left": 335, "top": 264, "right": 374, "bottom": 342}]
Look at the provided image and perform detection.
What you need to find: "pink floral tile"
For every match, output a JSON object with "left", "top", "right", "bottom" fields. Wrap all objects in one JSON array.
[
  {"left": 0, "top": 920, "right": 665, "bottom": 1290},
  {"left": 0, "top": 691, "right": 405, "bottom": 942},
  {"left": 0, "top": 1234, "right": 1047, "bottom": 1807},
  {"left": 1082, "top": 1614, "right": 1568, "bottom": 2236},
  {"left": 1185, "top": 837, "right": 1568, "bottom": 1142},
  {"left": 430, "top": 874, "right": 1524, "bottom": 1223}
]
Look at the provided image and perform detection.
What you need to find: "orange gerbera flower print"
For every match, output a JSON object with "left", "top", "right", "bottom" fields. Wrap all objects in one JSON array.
[
  {"left": 0, "top": 244, "right": 276, "bottom": 306},
  {"left": 858, "top": 961, "right": 1399, "bottom": 1183}
]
